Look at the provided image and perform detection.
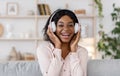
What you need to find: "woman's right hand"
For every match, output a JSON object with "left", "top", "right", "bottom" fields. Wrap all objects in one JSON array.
[{"left": 47, "top": 26, "right": 61, "bottom": 49}]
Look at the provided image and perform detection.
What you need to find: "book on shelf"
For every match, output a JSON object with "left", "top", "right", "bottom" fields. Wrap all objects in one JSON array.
[{"left": 37, "top": 4, "right": 51, "bottom": 15}]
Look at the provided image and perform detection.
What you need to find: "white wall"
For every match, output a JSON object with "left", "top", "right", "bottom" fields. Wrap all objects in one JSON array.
[
  {"left": 0, "top": 0, "right": 120, "bottom": 60},
  {"left": 96, "top": 0, "right": 120, "bottom": 34}
]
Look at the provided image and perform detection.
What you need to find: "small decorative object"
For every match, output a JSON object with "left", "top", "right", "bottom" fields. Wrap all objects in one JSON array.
[
  {"left": 17, "top": 51, "right": 23, "bottom": 60},
  {"left": 6, "top": 24, "right": 14, "bottom": 38},
  {"left": 8, "top": 46, "right": 18, "bottom": 61},
  {"left": 74, "top": 9, "right": 86, "bottom": 14},
  {"left": 7, "top": 2, "right": 18, "bottom": 16},
  {"left": 6, "top": 24, "right": 13, "bottom": 32},
  {"left": 0, "top": 24, "right": 4, "bottom": 37},
  {"left": 23, "top": 53, "right": 35, "bottom": 60},
  {"left": 8, "top": 46, "right": 24, "bottom": 60}
]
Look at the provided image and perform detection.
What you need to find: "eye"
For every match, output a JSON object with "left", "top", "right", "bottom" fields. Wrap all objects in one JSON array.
[
  {"left": 58, "top": 24, "right": 64, "bottom": 27},
  {"left": 57, "top": 23, "right": 64, "bottom": 27},
  {"left": 68, "top": 23, "right": 74, "bottom": 27}
]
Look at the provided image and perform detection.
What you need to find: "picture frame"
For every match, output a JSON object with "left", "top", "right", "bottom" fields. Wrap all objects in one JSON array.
[{"left": 7, "top": 2, "right": 18, "bottom": 16}]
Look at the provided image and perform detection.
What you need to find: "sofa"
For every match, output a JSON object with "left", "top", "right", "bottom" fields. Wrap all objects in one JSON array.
[
  {"left": 87, "top": 59, "right": 120, "bottom": 76},
  {"left": 0, "top": 59, "right": 120, "bottom": 76}
]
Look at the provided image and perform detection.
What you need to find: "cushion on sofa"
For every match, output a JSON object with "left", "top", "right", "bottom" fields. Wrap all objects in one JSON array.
[
  {"left": 87, "top": 59, "right": 120, "bottom": 76},
  {"left": 0, "top": 61, "right": 42, "bottom": 76}
]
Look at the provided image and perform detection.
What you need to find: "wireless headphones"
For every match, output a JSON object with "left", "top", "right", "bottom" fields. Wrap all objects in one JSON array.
[{"left": 49, "top": 9, "right": 80, "bottom": 33}]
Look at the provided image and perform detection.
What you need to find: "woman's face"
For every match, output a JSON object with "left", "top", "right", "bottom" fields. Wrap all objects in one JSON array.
[{"left": 56, "top": 15, "right": 75, "bottom": 43}]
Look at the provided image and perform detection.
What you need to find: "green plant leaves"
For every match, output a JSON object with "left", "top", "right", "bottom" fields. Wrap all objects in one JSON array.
[{"left": 97, "top": 3, "right": 120, "bottom": 59}]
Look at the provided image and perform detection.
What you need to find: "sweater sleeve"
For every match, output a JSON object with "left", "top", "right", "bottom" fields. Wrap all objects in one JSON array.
[
  {"left": 69, "top": 48, "right": 88, "bottom": 76},
  {"left": 36, "top": 42, "right": 63, "bottom": 76}
]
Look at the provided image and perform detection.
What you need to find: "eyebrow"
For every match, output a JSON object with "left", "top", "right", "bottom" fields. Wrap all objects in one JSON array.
[
  {"left": 58, "top": 21, "right": 74, "bottom": 24},
  {"left": 58, "top": 21, "right": 63, "bottom": 24}
]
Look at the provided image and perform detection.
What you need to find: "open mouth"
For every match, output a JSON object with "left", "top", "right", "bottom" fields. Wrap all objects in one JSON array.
[{"left": 61, "top": 33, "right": 71, "bottom": 39}]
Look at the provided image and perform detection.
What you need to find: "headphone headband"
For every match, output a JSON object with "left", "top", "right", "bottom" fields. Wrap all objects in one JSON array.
[
  {"left": 49, "top": 9, "right": 59, "bottom": 24},
  {"left": 49, "top": 9, "right": 79, "bottom": 24}
]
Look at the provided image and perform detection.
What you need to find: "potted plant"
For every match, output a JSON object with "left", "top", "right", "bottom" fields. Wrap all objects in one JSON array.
[{"left": 97, "top": 3, "right": 120, "bottom": 59}]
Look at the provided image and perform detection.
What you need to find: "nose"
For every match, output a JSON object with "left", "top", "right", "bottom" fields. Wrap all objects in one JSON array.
[{"left": 63, "top": 25, "right": 69, "bottom": 31}]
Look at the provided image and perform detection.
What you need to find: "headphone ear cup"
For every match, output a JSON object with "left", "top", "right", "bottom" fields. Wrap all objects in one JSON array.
[
  {"left": 51, "top": 21, "right": 56, "bottom": 32},
  {"left": 74, "top": 23, "right": 79, "bottom": 33}
]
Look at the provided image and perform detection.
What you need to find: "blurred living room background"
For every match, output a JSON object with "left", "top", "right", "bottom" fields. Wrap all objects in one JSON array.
[{"left": 0, "top": 0, "right": 120, "bottom": 61}]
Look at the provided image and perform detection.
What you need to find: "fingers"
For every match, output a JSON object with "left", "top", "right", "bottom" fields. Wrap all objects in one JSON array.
[
  {"left": 47, "top": 26, "right": 53, "bottom": 41},
  {"left": 47, "top": 25, "right": 51, "bottom": 35},
  {"left": 73, "top": 31, "right": 80, "bottom": 44},
  {"left": 76, "top": 31, "right": 80, "bottom": 42},
  {"left": 70, "top": 32, "right": 80, "bottom": 52}
]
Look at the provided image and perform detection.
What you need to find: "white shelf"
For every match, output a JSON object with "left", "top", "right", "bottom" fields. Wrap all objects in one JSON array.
[
  {"left": 0, "top": 16, "right": 36, "bottom": 19},
  {"left": 37, "top": 15, "right": 50, "bottom": 18},
  {"left": 37, "top": 15, "right": 95, "bottom": 18},
  {"left": 76, "top": 15, "right": 95, "bottom": 18},
  {"left": 0, "top": 38, "right": 43, "bottom": 41},
  {"left": 0, "top": 15, "right": 95, "bottom": 19}
]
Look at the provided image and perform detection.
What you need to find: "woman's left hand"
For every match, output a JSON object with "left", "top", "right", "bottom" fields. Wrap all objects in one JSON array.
[{"left": 70, "top": 31, "right": 80, "bottom": 52}]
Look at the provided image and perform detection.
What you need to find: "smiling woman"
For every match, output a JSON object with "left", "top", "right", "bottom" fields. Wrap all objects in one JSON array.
[{"left": 36, "top": 9, "right": 88, "bottom": 76}]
